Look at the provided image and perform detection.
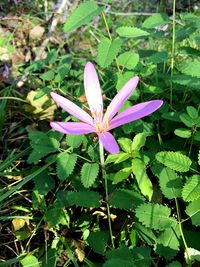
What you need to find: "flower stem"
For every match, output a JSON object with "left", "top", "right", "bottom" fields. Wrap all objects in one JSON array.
[
  {"left": 175, "top": 198, "right": 191, "bottom": 266},
  {"left": 99, "top": 142, "right": 115, "bottom": 249}
]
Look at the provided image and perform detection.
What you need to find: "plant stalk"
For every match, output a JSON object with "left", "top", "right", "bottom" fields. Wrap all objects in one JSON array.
[{"left": 99, "top": 142, "right": 115, "bottom": 249}]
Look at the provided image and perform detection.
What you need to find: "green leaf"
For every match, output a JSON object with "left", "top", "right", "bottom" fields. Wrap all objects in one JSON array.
[
  {"left": 131, "top": 133, "right": 147, "bottom": 151},
  {"left": 157, "top": 167, "right": 182, "bottom": 199},
  {"left": 56, "top": 152, "right": 77, "bottom": 181},
  {"left": 67, "top": 191, "right": 100, "bottom": 208},
  {"left": 63, "top": 1, "right": 104, "bottom": 33},
  {"left": 174, "top": 128, "right": 192, "bottom": 138},
  {"left": 34, "top": 170, "right": 55, "bottom": 195},
  {"left": 198, "top": 151, "right": 200, "bottom": 165},
  {"left": 44, "top": 208, "right": 70, "bottom": 228},
  {"left": 182, "top": 175, "right": 200, "bottom": 202},
  {"left": 109, "top": 189, "right": 144, "bottom": 209},
  {"left": 87, "top": 231, "right": 109, "bottom": 254},
  {"left": 105, "top": 152, "right": 130, "bottom": 165},
  {"left": 28, "top": 131, "right": 60, "bottom": 163},
  {"left": 20, "top": 255, "right": 40, "bottom": 267},
  {"left": 41, "top": 248, "right": 57, "bottom": 267},
  {"left": 148, "top": 51, "right": 168, "bottom": 63},
  {"left": 180, "top": 113, "right": 194, "bottom": 127},
  {"left": 171, "top": 75, "right": 200, "bottom": 89},
  {"left": 186, "top": 106, "right": 198, "bottom": 119},
  {"left": 180, "top": 61, "right": 200, "bottom": 78},
  {"left": 185, "top": 199, "right": 200, "bottom": 226},
  {"left": 166, "top": 261, "right": 182, "bottom": 267},
  {"left": 156, "top": 220, "right": 180, "bottom": 250},
  {"left": 142, "top": 13, "right": 168, "bottom": 28},
  {"left": 66, "top": 134, "right": 83, "bottom": 148},
  {"left": 113, "top": 167, "right": 132, "bottom": 184},
  {"left": 104, "top": 259, "right": 133, "bottom": 267},
  {"left": 185, "top": 248, "right": 200, "bottom": 264},
  {"left": 97, "top": 37, "right": 122, "bottom": 67},
  {"left": 117, "top": 52, "right": 139, "bottom": 70},
  {"left": 81, "top": 163, "right": 99, "bottom": 188},
  {"left": 118, "top": 137, "right": 132, "bottom": 153},
  {"left": 156, "top": 151, "right": 192, "bottom": 172},
  {"left": 132, "top": 158, "right": 153, "bottom": 200},
  {"left": 135, "top": 203, "right": 172, "bottom": 230},
  {"left": 116, "top": 26, "right": 150, "bottom": 38},
  {"left": 40, "top": 70, "right": 55, "bottom": 81}
]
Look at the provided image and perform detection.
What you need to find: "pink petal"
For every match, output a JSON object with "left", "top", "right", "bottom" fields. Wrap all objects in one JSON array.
[
  {"left": 84, "top": 62, "right": 103, "bottom": 115},
  {"left": 98, "top": 132, "right": 119, "bottom": 154},
  {"left": 51, "top": 92, "right": 93, "bottom": 125},
  {"left": 109, "top": 100, "right": 163, "bottom": 130},
  {"left": 103, "top": 76, "right": 139, "bottom": 123},
  {"left": 50, "top": 121, "right": 95, "bottom": 134}
]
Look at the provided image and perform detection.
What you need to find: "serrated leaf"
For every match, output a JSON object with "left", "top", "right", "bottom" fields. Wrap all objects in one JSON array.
[
  {"left": 116, "top": 26, "right": 150, "bottom": 38},
  {"left": 157, "top": 220, "right": 180, "bottom": 250},
  {"left": 63, "top": 1, "right": 104, "bottom": 33},
  {"left": 143, "top": 13, "right": 168, "bottom": 28},
  {"left": 113, "top": 167, "right": 132, "bottom": 184},
  {"left": 28, "top": 131, "right": 60, "bottom": 163},
  {"left": 174, "top": 128, "right": 192, "bottom": 138},
  {"left": 117, "top": 51, "right": 139, "bottom": 70},
  {"left": 180, "top": 61, "right": 200, "bottom": 78},
  {"left": 167, "top": 261, "right": 182, "bottom": 267},
  {"left": 97, "top": 37, "right": 122, "bottom": 67},
  {"left": 67, "top": 191, "right": 100, "bottom": 208},
  {"left": 182, "top": 175, "right": 200, "bottom": 202},
  {"left": 103, "top": 259, "right": 133, "bottom": 267},
  {"left": 66, "top": 134, "right": 83, "bottom": 148},
  {"left": 135, "top": 203, "right": 171, "bottom": 230},
  {"left": 156, "top": 151, "right": 192, "bottom": 172},
  {"left": 135, "top": 223, "right": 156, "bottom": 246},
  {"left": 131, "top": 133, "right": 147, "bottom": 151},
  {"left": 132, "top": 159, "right": 153, "bottom": 200},
  {"left": 185, "top": 199, "right": 200, "bottom": 226},
  {"left": 109, "top": 189, "right": 144, "bottom": 209},
  {"left": 118, "top": 137, "right": 132, "bottom": 153},
  {"left": 56, "top": 152, "right": 77, "bottom": 181},
  {"left": 87, "top": 231, "right": 109, "bottom": 254},
  {"left": 158, "top": 167, "right": 182, "bottom": 199},
  {"left": 81, "top": 163, "right": 99, "bottom": 188},
  {"left": 171, "top": 74, "right": 200, "bottom": 89}
]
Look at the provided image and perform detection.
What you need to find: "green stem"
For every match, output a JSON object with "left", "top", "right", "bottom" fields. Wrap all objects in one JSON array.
[
  {"left": 175, "top": 198, "right": 191, "bottom": 266},
  {"left": 170, "top": 0, "right": 176, "bottom": 108},
  {"left": 99, "top": 142, "right": 115, "bottom": 249}
]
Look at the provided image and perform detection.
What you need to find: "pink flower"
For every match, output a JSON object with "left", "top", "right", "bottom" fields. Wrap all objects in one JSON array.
[{"left": 50, "top": 62, "right": 163, "bottom": 154}]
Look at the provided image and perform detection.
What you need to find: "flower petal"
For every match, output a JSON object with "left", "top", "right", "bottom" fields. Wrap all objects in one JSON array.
[
  {"left": 109, "top": 100, "right": 163, "bottom": 130},
  {"left": 98, "top": 132, "right": 119, "bottom": 154},
  {"left": 103, "top": 76, "right": 139, "bottom": 122},
  {"left": 50, "top": 121, "right": 95, "bottom": 134},
  {"left": 84, "top": 62, "right": 103, "bottom": 115},
  {"left": 51, "top": 92, "right": 93, "bottom": 125}
]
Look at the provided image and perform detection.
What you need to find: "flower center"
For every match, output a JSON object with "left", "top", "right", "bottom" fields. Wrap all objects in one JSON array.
[{"left": 92, "top": 107, "right": 109, "bottom": 133}]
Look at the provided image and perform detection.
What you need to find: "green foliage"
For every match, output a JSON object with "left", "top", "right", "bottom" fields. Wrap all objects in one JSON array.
[
  {"left": 56, "top": 151, "right": 77, "bottom": 181},
  {"left": 63, "top": 1, "right": 104, "bottom": 33},
  {"left": 182, "top": 175, "right": 200, "bottom": 202},
  {"left": 87, "top": 231, "right": 109, "bottom": 254},
  {"left": 185, "top": 200, "right": 200, "bottom": 226},
  {"left": 112, "top": 167, "right": 132, "bottom": 184},
  {"left": 156, "top": 151, "right": 192, "bottom": 172},
  {"left": 66, "top": 191, "right": 100, "bottom": 208},
  {"left": 116, "top": 26, "right": 150, "bottom": 38},
  {"left": 28, "top": 131, "right": 60, "bottom": 163},
  {"left": 132, "top": 158, "right": 153, "bottom": 200},
  {"left": 156, "top": 167, "right": 182, "bottom": 199},
  {"left": 97, "top": 37, "right": 122, "bottom": 67},
  {"left": 81, "top": 162, "right": 99, "bottom": 188},
  {"left": 174, "top": 128, "right": 191, "bottom": 138},
  {"left": 180, "top": 61, "right": 200, "bottom": 78},
  {"left": 109, "top": 189, "right": 144, "bottom": 209},
  {"left": 44, "top": 207, "right": 70, "bottom": 228},
  {"left": 135, "top": 203, "right": 172, "bottom": 231},
  {"left": 142, "top": 13, "right": 168, "bottom": 28},
  {"left": 131, "top": 133, "right": 147, "bottom": 151},
  {"left": 117, "top": 52, "right": 139, "bottom": 70},
  {"left": 33, "top": 170, "right": 55, "bottom": 195},
  {"left": 20, "top": 255, "right": 40, "bottom": 267}
]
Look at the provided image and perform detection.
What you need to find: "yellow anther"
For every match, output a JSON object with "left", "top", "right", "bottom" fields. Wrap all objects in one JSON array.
[
  {"left": 91, "top": 112, "right": 95, "bottom": 118},
  {"left": 97, "top": 111, "right": 101, "bottom": 119}
]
